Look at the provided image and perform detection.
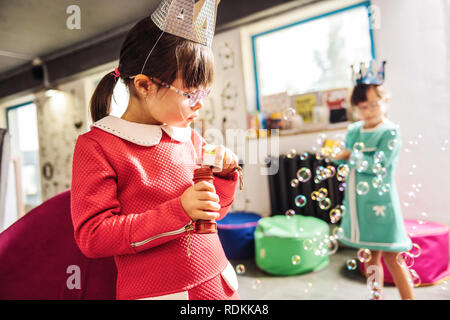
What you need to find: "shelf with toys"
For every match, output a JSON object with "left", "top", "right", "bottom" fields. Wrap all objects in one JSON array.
[{"left": 246, "top": 87, "right": 354, "bottom": 140}]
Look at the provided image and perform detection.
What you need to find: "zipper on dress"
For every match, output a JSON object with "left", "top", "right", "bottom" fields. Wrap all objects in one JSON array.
[{"left": 131, "top": 220, "right": 194, "bottom": 249}]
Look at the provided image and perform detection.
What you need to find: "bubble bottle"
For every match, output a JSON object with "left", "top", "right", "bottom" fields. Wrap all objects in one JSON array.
[{"left": 192, "top": 149, "right": 221, "bottom": 234}]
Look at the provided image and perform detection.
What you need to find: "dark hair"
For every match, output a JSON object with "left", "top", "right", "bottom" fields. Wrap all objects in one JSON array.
[
  {"left": 89, "top": 17, "right": 215, "bottom": 122},
  {"left": 350, "top": 83, "right": 383, "bottom": 106}
]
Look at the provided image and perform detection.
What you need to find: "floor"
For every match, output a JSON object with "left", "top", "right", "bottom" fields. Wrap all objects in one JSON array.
[{"left": 230, "top": 248, "right": 450, "bottom": 300}]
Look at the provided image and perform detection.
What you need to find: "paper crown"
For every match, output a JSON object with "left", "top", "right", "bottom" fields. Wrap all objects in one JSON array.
[
  {"left": 151, "top": 0, "right": 221, "bottom": 47},
  {"left": 351, "top": 60, "right": 386, "bottom": 85}
]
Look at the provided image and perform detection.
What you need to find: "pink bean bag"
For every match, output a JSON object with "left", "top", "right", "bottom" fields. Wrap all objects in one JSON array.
[
  {"left": 360, "top": 219, "right": 450, "bottom": 286},
  {"left": 0, "top": 190, "right": 117, "bottom": 299}
]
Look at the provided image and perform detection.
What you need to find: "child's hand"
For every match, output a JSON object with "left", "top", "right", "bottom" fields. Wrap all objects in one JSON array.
[
  {"left": 180, "top": 181, "right": 221, "bottom": 221},
  {"left": 202, "top": 144, "right": 239, "bottom": 177},
  {"left": 333, "top": 149, "right": 351, "bottom": 160}
]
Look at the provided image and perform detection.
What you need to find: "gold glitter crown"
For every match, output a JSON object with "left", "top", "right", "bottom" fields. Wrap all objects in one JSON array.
[{"left": 151, "top": 0, "right": 221, "bottom": 47}]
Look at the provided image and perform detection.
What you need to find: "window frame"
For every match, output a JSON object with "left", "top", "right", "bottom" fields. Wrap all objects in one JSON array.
[
  {"left": 251, "top": 0, "right": 376, "bottom": 111},
  {"left": 5, "top": 100, "right": 42, "bottom": 209}
]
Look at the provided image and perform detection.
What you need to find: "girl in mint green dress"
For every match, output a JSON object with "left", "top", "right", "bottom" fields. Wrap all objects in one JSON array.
[
  {"left": 336, "top": 118, "right": 412, "bottom": 252},
  {"left": 333, "top": 78, "right": 414, "bottom": 300}
]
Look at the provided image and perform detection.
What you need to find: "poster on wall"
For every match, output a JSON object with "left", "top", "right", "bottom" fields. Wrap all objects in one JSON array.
[
  {"left": 319, "top": 88, "right": 350, "bottom": 123},
  {"left": 291, "top": 92, "right": 318, "bottom": 124},
  {"left": 260, "top": 92, "right": 290, "bottom": 115}
]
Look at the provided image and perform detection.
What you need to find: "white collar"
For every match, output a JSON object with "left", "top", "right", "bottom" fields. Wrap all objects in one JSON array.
[
  {"left": 360, "top": 119, "right": 387, "bottom": 133},
  {"left": 91, "top": 115, "right": 192, "bottom": 146}
]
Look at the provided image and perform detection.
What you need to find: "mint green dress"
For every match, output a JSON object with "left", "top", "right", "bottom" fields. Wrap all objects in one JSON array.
[{"left": 334, "top": 120, "right": 412, "bottom": 252}]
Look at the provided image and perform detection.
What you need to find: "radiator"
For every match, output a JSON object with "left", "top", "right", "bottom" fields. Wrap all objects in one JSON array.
[{"left": 266, "top": 153, "right": 344, "bottom": 223}]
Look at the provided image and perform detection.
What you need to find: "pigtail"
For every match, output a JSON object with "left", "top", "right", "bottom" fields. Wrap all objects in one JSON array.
[{"left": 89, "top": 72, "right": 117, "bottom": 122}]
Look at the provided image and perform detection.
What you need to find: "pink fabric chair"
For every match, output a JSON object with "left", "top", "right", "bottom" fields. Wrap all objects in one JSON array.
[
  {"left": 361, "top": 219, "right": 450, "bottom": 286},
  {"left": 0, "top": 190, "right": 117, "bottom": 299}
]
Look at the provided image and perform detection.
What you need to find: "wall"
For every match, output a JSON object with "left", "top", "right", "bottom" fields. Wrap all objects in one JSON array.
[
  {"left": 34, "top": 79, "right": 87, "bottom": 201},
  {"left": 370, "top": 0, "right": 450, "bottom": 225},
  {"left": 0, "top": 61, "right": 116, "bottom": 209}
]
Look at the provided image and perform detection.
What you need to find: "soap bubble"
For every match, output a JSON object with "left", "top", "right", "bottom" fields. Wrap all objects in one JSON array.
[
  {"left": 291, "top": 255, "right": 302, "bottom": 265},
  {"left": 287, "top": 149, "right": 297, "bottom": 159},
  {"left": 349, "top": 152, "right": 362, "bottom": 166},
  {"left": 397, "top": 252, "right": 414, "bottom": 268},
  {"left": 330, "top": 207, "right": 342, "bottom": 223},
  {"left": 353, "top": 142, "right": 365, "bottom": 153},
  {"left": 313, "top": 240, "right": 328, "bottom": 257},
  {"left": 441, "top": 139, "right": 449, "bottom": 152},
  {"left": 236, "top": 264, "right": 246, "bottom": 274},
  {"left": 380, "top": 183, "right": 390, "bottom": 193},
  {"left": 374, "top": 151, "right": 385, "bottom": 164},
  {"left": 316, "top": 133, "right": 327, "bottom": 146},
  {"left": 300, "top": 152, "right": 309, "bottom": 161},
  {"left": 325, "top": 236, "right": 339, "bottom": 255},
  {"left": 315, "top": 166, "right": 326, "bottom": 179},
  {"left": 322, "top": 146, "right": 333, "bottom": 158},
  {"left": 388, "top": 139, "right": 398, "bottom": 151},
  {"left": 332, "top": 227, "right": 344, "bottom": 239},
  {"left": 332, "top": 141, "right": 346, "bottom": 155},
  {"left": 409, "top": 243, "right": 422, "bottom": 258},
  {"left": 357, "top": 248, "right": 372, "bottom": 263},
  {"left": 285, "top": 209, "right": 296, "bottom": 217},
  {"left": 346, "top": 259, "right": 358, "bottom": 271},
  {"left": 372, "top": 163, "right": 383, "bottom": 175},
  {"left": 319, "top": 197, "right": 331, "bottom": 210},
  {"left": 325, "top": 165, "right": 336, "bottom": 178},
  {"left": 390, "top": 129, "right": 398, "bottom": 136},
  {"left": 311, "top": 191, "right": 319, "bottom": 201},
  {"left": 295, "top": 195, "right": 307, "bottom": 208},
  {"left": 356, "top": 160, "right": 369, "bottom": 172},
  {"left": 252, "top": 279, "right": 262, "bottom": 289},
  {"left": 372, "top": 176, "right": 383, "bottom": 189},
  {"left": 303, "top": 239, "right": 314, "bottom": 250},
  {"left": 318, "top": 187, "right": 328, "bottom": 199},
  {"left": 418, "top": 212, "right": 428, "bottom": 225},
  {"left": 356, "top": 181, "right": 370, "bottom": 195},
  {"left": 377, "top": 167, "right": 388, "bottom": 179},
  {"left": 314, "top": 177, "right": 321, "bottom": 184},
  {"left": 408, "top": 269, "right": 421, "bottom": 288},
  {"left": 369, "top": 290, "right": 382, "bottom": 300},
  {"left": 315, "top": 151, "right": 325, "bottom": 161},
  {"left": 338, "top": 183, "right": 346, "bottom": 192},
  {"left": 290, "top": 178, "right": 299, "bottom": 188},
  {"left": 282, "top": 107, "right": 296, "bottom": 120},
  {"left": 337, "top": 164, "right": 350, "bottom": 181},
  {"left": 297, "top": 168, "right": 312, "bottom": 183}
]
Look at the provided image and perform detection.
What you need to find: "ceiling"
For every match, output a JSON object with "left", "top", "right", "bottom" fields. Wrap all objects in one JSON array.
[
  {"left": 0, "top": 0, "right": 161, "bottom": 75},
  {"left": 0, "top": 0, "right": 321, "bottom": 99}
]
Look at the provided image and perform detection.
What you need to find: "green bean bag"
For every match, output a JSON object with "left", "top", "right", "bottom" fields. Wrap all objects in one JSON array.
[{"left": 254, "top": 215, "right": 330, "bottom": 276}]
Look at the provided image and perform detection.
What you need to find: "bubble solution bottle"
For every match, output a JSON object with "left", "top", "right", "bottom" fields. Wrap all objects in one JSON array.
[
  {"left": 192, "top": 147, "right": 243, "bottom": 234},
  {"left": 192, "top": 165, "right": 218, "bottom": 234}
]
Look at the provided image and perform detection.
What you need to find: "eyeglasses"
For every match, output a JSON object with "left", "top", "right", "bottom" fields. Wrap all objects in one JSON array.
[
  {"left": 356, "top": 100, "right": 381, "bottom": 112},
  {"left": 129, "top": 75, "right": 211, "bottom": 107}
]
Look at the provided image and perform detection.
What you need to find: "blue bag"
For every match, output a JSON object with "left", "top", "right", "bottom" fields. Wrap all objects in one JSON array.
[{"left": 217, "top": 212, "right": 261, "bottom": 260}]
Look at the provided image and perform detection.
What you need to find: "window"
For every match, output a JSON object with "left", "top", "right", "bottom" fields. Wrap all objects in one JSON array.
[
  {"left": 252, "top": 2, "right": 375, "bottom": 110},
  {"left": 6, "top": 102, "right": 42, "bottom": 210}
]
